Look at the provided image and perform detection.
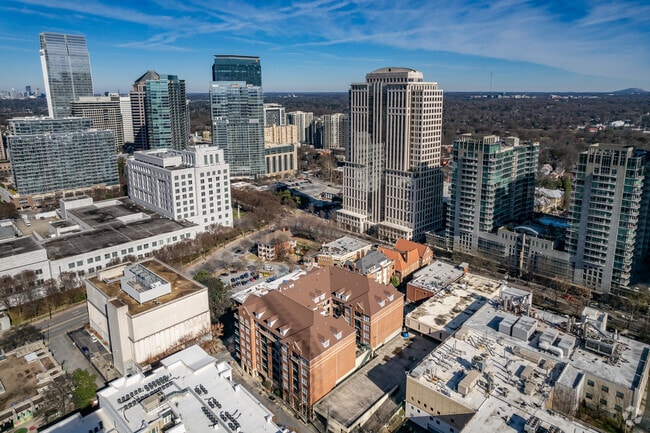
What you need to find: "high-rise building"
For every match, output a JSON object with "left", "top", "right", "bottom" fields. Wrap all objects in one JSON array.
[
  {"left": 336, "top": 68, "right": 444, "bottom": 243},
  {"left": 566, "top": 143, "right": 650, "bottom": 294},
  {"left": 447, "top": 134, "right": 538, "bottom": 252},
  {"left": 39, "top": 32, "right": 94, "bottom": 118},
  {"left": 212, "top": 55, "right": 262, "bottom": 86},
  {"left": 129, "top": 70, "right": 160, "bottom": 150},
  {"left": 7, "top": 117, "right": 118, "bottom": 195},
  {"left": 145, "top": 74, "right": 189, "bottom": 150},
  {"left": 321, "top": 113, "right": 348, "bottom": 150},
  {"left": 209, "top": 82, "right": 265, "bottom": 178},
  {"left": 119, "top": 95, "right": 134, "bottom": 144},
  {"left": 71, "top": 94, "right": 124, "bottom": 152},
  {"left": 263, "top": 103, "right": 286, "bottom": 126},
  {"left": 127, "top": 144, "right": 232, "bottom": 229},
  {"left": 286, "top": 111, "right": 314, "bottom": 144}
]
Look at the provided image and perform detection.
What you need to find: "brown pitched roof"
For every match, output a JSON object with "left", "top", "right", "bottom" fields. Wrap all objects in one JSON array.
[
  {"left": 395, "top": 238, "right": 429, "bottom": 259},
  {"left": 378, "top": 246, "right": 411, "bottom": 273},
  {"left": 241, "top": 288, "right": 354, "bottom": 360},
  {"left": 281, "top": 266, "right": 403, "bottom": 316}
]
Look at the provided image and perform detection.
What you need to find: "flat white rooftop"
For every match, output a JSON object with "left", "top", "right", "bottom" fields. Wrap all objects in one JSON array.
[
  {"left": 405, "top": 273, "right": 502, "bottom": 335},
  {"left": 98, "top": 345, "right": 281, "bottom": 433}
]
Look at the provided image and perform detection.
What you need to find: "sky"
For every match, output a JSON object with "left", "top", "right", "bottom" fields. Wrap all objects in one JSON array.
[{"left": 1, "top": 0, "right": 649, "bottom": 94}]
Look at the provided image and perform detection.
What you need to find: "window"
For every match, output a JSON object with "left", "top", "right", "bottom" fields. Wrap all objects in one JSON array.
[
  {"left": 616, "top": 391, "right": 624, "bottom": 399},
  {"left": 601, "top": 385, "right": 609, "bottom": 393},
  {"left": 600, "top": 398, "right": 607, "bottom": 406},
  {"left": 587, "top": 380, "right": 595, "bottom": 387},
  {"left": 586, "top": 393, "right": 593, "bottom": 400}
]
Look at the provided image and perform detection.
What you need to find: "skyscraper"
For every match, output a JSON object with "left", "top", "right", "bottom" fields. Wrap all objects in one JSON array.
[
  {"left": 336, "top": 67, "right": 443, "bottom": 243},
  {"left": 71, "top": 94, "right": 124, "bottom": 152},
  {"left": 39, "top": 32, "right": 94, "bottom": 118},
  {"left": 447, "top": 134, "right": 539, "bottom": 252},
  {"left": 263, "top": 103, "right": 286, "bottom": 126},
  {"left": 145, "top": 74, "right": 189, "bottom": 150},
  {"left": 209, "top": 82, "right": 265, "bottom": 178},
  {"left": 286, "top": 111, "right": 314, "bottom": 144},
  {"left": 321, "top": 113, "right": 348, "bottom": 150},
  {"left": 212, "top": 55, "right": 262, "bottom": 86},
  {"left": 129, "top": 70, "right": 160, "bottom": 150},
  {"left": 566, "top": 143, "right": 650, "bottom": 294}
]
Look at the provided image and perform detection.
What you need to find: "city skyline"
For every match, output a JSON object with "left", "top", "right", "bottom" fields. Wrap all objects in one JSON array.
[{"left": 1, "top": 0, "right": 649, "bottom": 94}]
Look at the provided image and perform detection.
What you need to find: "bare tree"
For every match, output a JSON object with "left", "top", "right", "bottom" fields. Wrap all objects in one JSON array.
[{"left": 40, "top": 373, "right": 75, "bottom": 421}]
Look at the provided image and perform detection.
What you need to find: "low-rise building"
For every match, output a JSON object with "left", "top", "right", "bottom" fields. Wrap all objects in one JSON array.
[
  {"left": 277, "top": 178, "right": 343, "bottom": 217},
  {"left": 256, "top": 229, "right": 296, "bottom": 261},
  {"left": 85, "top": 259, "right": 211, "bottom": 375},
  {"left": 0, "top": 219, "right": 50, "bottom": 283},
  {"left": 405, "top": 273, "right": 502, "bottom": 341},
  {"left": 405, "top": 290, "right": 650, "bottom": 433},
  {"left": 379, "top": 238, "right": 434, "bottom": 282},
  {"left": 42, "top": 196, "right": 201, "bottom": 280},
  {"left": 42, "top": 345, "right": 282, "bottom": 433},
  {"left": 347, "top": 249, "right": 393, "bottom": 285},
  {"left": 317, "top": 235, "right": 372, "bottom": 267},
  {"left": 535, "top": 187, "right": 564, "bottom": 213},
  {"left": 406, "top": 260, "right": 468, "bottom": 302},
  {"left": 265, "top": 143, "right": 298, "bottom": 178}
]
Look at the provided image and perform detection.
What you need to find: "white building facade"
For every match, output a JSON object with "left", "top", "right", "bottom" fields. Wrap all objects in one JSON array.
[
  {"left": 86, "top": 260, "right": 211, "bottom": 375},
  {"left": 127, "top": 144, "right": 233, "bottom": 229},
  {"left": 336, "top": 67, "right": 444, "bottom": 243}
]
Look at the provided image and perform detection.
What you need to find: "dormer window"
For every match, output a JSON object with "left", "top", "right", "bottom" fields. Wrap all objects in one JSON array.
[
  {"left": 279, "top": 325, "right": 290, "bottom": 336},
  {"left": 321, "top": 339, "right": 330, "bottom": 348}
]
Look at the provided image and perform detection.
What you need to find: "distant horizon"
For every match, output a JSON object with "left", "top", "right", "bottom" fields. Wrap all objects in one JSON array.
[{"left": 1, "top": 1, "right": 648, "bottom": 95}]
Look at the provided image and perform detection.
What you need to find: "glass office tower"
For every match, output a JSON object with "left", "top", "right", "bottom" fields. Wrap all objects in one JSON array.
[
  {"left": 209, "top": 82, "right": 265, "bottom": 178},
  {"left": 144, "top": 74, "right": 189, "bottom": 150},
  {"left": 212, "top": 55, "right": 262, "bottom": 86},
  {"left": 40, "top": 32, "right": 94, "bottom": 118}
]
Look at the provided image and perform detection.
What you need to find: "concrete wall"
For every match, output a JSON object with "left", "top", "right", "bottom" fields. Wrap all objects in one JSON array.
[
  {"left": 405, "top": 376, "right": 475, "bottom": 432},
  {"left": 0, "top": 245, "right": 50, "bottom": 280}
]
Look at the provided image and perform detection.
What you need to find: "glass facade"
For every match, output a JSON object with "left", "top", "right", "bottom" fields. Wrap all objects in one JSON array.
[
  {"left": 566, "top": 143, "right": 650, "bottom": 293},
  {"left": 209, "top": 82, "right": 265, "bottom": 178},
  {"left": 212, "top": 55, "right": 262, "bottom": 86},
  {"left": 7, "top": 117, "right": 118, "bottom": 195},
  {"left": 40, "top": 32, "right": 94, "bottom": 118},
  {"left": 145, "top": 75, "right": 189, "bottom": 150}
]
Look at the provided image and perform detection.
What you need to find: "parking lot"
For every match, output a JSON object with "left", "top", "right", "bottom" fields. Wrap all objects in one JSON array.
[{"left": 68, "top": 328, "right": 120, "bottom": 383}]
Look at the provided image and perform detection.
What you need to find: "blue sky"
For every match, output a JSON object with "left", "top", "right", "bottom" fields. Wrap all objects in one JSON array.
[{"left": 1, "top": 0, "right": 649, "bottom": 93}]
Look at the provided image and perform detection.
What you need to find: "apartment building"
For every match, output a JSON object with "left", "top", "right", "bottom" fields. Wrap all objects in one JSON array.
[
  {"left": 6, "top": 117, "right": 118, "bottom": 196},
  {"left": 378, "top": 238, "right": 434, "bottom": 282},
  {"left": 566, "top": 143, "right": 650, "bottom": 293},
  {"left": 447, "top": 134, "right": 538, "bottom": 253},
  {"left": 236, "top": 266, "right": 403, "bottom": 417}
]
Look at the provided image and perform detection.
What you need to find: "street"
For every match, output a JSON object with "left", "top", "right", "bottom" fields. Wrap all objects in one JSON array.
[{"left": 34, "top": 303, "right": 105, "bottom": 388}]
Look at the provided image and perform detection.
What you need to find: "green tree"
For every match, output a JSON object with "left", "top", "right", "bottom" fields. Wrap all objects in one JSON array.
[
  {"left": 71, "top": 368, "right": 97, "bottom": 409},
  {"left": 194, "top": 270, "right": 232, "bottom": 322}
]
